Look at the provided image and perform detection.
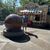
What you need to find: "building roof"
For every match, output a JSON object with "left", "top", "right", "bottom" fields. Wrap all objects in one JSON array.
[{"left": 20, "top": 8, "right": 42, "bottom": 15}]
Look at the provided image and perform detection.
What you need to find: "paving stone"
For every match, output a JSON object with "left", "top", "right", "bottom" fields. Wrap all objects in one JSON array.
[{"left": 0, "top": 25, "right": 50, "bottom": 50}]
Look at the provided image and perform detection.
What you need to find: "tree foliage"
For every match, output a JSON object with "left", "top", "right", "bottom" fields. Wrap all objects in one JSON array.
[
  {"left": 0, "top": 0, "right": 17, "bottom": 21},
  {"left": 20, "top": 0, "right": 49, "bottom": 6},
  {"left": 20, "top": 0, "right": 30, "bottom": 6},
  {"left": 47, "top": 0, "right": 50, "bottom": 4}
]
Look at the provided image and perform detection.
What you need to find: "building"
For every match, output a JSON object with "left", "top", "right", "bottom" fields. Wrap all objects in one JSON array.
[{"left": 16, "top": 2, "right": 48, "bottom": 27}]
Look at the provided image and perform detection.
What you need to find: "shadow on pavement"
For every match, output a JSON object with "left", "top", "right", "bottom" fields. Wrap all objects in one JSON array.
[
  {"left": 25, "top": 32, "right": 38, "bottom": 38},
  {"left": 3, "top": 32, "right": 38, "bottom": 43},
  {"left": 3, "top": 33, "right": 30, "bottom": 43},
  {"left": 28, "top": 23, "right": 50, "bottom": 30}
]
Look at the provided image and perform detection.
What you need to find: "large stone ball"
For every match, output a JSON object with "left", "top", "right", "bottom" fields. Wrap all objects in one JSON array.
[{"left": 4, "top": 14, "right": 22, "bottom": 30}]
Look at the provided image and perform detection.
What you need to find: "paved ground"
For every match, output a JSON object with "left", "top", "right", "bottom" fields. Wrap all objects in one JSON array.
[{"left": 0, "top": 25, "right": 50, "bottom": 50}]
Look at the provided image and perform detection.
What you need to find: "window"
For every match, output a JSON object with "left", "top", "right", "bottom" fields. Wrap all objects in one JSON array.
[{"left": 35, "top": 15, "right": 40, "bottom": 21}]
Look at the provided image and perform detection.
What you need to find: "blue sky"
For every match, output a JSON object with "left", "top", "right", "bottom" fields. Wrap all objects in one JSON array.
[{"left": 16, "top": 0, "right": 21, "bottom": 7}]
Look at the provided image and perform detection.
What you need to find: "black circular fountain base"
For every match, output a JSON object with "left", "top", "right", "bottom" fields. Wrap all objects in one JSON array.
[
  {"left": 3, "top": 29, "right": 24, "bottom": 38},
  {"left": 3, "top": 29, "right": 30, "bottom": 43}
]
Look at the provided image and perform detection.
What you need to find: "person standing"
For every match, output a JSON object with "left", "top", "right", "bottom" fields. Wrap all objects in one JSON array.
[{"left": 22, "top": 15, "right": 28, "bottom": 31}]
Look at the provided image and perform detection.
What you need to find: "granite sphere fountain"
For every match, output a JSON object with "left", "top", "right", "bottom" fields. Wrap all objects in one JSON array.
[{"left": 3, "top": 14, "right": 24, "bottom": 38}]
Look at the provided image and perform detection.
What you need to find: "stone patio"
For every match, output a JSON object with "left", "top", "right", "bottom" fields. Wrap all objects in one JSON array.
[{"left": 0, "top": 25, "right": 50, "bottom": 50}]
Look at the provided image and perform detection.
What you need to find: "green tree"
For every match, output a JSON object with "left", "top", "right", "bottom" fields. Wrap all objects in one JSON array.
[
  {"left": 4, "top": 0, "right": 17, "bottom": 10},
  {"left": 47, "top": 0, "right": 50, "bottom": 4},
  {"left": 0, "top": 0, "right": 4, "bottom": 8},
  {"left": 0, "top": 0, "right": 17, "bottom": 21},
  {"left": 38, "top": 0, "right": 48, "bottom": 4},
  {"left": 20, "top": 0, "right": 30, "bottom": 6},
  {"left": 20, "top": 0, "right": 40, "bottom": 6},
  {"left": 20, "top": 0, "right": 48, "bottom": 6}
]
